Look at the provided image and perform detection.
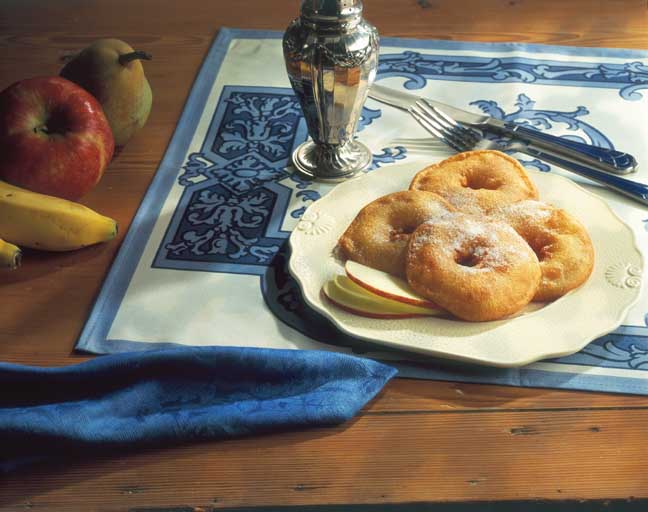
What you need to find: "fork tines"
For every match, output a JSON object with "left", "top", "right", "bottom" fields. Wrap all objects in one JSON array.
[{"left": 409, "top": 99, "right": 480, "bottom": 153}]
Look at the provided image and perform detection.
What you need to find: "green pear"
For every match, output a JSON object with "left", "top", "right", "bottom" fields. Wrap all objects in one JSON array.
[{"left": 61, "top": 38, "right": 152, "bottom": 148}]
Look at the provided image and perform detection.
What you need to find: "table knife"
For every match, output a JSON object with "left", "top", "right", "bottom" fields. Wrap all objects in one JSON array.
[{"left": 369, "top": 83, "right": 638, "bottom": 175}]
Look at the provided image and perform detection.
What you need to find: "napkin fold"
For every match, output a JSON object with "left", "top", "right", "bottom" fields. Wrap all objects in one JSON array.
[{"left": 0, "top": 347, "right": 396, "bottom": 472}]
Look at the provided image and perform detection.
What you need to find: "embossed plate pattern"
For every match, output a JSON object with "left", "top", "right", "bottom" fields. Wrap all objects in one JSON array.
[{"left": 288, "top": 161, "right": 644, "bottom": 367}]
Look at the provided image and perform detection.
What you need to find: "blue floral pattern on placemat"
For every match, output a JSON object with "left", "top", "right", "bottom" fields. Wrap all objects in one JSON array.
[
  {"left": 153, "top": 85, "right": 397, "bottom": 275},
  {"left": 468, "top": 93, "right": 614, "bottom": 172},
  {"left": 149, "top": 51, "right": 648, "bottom": 372},
  {"left": 378, "top": 50, "right": 648, "bottom": 100},
  {"left": 153, "top": 88, "right": 303, "bottom": 274},
  {"left": 154, "top": 67, "right": 620, "bottom": 277}
]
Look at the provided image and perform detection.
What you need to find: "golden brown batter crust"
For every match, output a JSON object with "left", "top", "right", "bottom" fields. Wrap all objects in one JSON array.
[
  {"left": 493, "top": 200, "right": 595, "bottom": 302},
  {"left": 409, "top": 150, "right": 539, "bottom": 214},
  {"left": 337, "top": 190, "right": 453, "bottom": 277},
  {"left": 405, "top": 213, "right": 541, "bottom": 322}
]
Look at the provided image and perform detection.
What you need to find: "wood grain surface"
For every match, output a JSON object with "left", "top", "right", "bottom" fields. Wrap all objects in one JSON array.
[{"left": 1, "top": 0, "right": 648, "bottom": 509}]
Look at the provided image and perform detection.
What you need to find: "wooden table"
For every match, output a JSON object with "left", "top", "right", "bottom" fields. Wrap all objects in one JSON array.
[{"left": 1, "top": 0, "right": 648, "bottom": 510}]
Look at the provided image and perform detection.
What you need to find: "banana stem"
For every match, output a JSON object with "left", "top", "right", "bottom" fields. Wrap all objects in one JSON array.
[
  {"left": 118, "top": 50, "right": 152, "bottom": 66},
  {"left": 0, "top": 240, "right": 21, "bottom": 270},
  {"left": 9, "top": 250, "right": 21, "bottom": 270}
]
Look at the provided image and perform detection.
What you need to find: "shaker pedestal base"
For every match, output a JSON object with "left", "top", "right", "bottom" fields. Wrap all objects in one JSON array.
[{"left": 292, "top": 140, "right": 373, "bottom": 181}]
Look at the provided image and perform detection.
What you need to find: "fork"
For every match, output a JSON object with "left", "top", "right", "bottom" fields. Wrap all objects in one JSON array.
[
  {"left": 387, "top": 138, "right": 450, "bottom": 153},
  {"left": 408, "top": 100, "right": 648, "bottom": 207}
]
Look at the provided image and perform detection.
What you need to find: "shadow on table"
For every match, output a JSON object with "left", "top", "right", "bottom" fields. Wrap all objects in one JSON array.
[
  {"left": 0, "top": 243, "right": 117, "bottom": 346},
  {"left": 1, "top": 241, "right": 114, "bottom": 285},
  {"left": 262, "top": 241, "right": 590, "bottom": 396}
]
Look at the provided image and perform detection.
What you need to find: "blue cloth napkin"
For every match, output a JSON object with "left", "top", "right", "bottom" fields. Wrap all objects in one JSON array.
[{"left": 0, "top": 346, "right": 396, "bottom": 472}]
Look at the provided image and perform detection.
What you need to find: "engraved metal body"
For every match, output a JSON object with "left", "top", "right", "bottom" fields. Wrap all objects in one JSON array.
[{"left": 283, "top": 0, "right": 379, "bottom": 180}]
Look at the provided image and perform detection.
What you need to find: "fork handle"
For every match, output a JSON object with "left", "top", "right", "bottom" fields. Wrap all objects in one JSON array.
[
  {"left": 494, "top": 123, "right": 638, "bottom": 175},
  {"left": 523, "top": 148, "right": 648, "bottom": 207}
]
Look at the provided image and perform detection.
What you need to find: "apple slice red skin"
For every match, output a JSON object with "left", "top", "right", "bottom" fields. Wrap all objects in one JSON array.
[
  {"left": 0, "top": 76, "right": 114, "bottom": 200},
  {"left": 321, "top": 288, "right": 430, "bottom": 320},
  {"left": 345, "top": 261, "right": 442, "bottom": 310}
]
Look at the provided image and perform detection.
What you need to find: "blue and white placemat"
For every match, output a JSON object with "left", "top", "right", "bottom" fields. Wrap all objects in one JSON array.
[{"left": 78, "top": 28, "right": 648, "bottom": 394}]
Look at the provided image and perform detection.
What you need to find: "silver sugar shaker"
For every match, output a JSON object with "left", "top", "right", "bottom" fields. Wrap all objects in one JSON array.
[{"left": 283, "top": 0, "right": 379, "bottom": 180}]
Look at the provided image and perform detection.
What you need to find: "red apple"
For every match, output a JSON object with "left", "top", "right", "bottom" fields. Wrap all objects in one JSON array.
[{"left": 0, "top": 76, "right": 114, "bottom": 200}]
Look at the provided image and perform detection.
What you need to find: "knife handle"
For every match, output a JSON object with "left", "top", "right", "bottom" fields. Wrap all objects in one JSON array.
[
  {"left": 498, "top": 124, "right": 638, "bottom": 175},
  {"left": 523, "top": 147, "right": 648, "bottom": 207}
]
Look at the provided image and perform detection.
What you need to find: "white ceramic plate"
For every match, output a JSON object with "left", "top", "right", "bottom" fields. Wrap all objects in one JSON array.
[{"left": 288, "top": 161, "right": 644, "bottom": 367}]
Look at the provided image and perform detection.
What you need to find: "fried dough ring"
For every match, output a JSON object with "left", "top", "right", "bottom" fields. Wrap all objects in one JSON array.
[
  {"left": 338, "top": 190, "right": 453, "bottom": 277},
  {"left": 409, "top": 150, "right": 539, "bottom": 214},
  {"left": 405, "top": 213, "right": 541, "bottom": 321},
  {"left": 494, "top": 200, "right": 595, "bottom": 302}
]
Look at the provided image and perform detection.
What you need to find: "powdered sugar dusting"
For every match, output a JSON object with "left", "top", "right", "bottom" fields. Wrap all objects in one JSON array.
[
  {"left": 421, "top": 202, "right": 452, "bottom": 223},
  {"left": 379, "top": 201, "right": 451, "bottom": 245},
  {"left": 444, "top": 192, "right": 481, "bottom": 214},
  {"left": 410, "top": 212, "right": 530, "bottom": 271},
  {"left": 495, "top": 200, "right": 553, "bottom": 224}
]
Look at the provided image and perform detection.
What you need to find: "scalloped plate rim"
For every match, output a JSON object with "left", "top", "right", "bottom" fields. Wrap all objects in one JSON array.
[{"left": 288, "top": 161, "right": 644, "bottom": 368}]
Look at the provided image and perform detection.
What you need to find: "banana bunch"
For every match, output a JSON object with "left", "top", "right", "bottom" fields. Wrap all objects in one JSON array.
[{"left": 0, "top": 180, "right": 117, "bottom": 270}]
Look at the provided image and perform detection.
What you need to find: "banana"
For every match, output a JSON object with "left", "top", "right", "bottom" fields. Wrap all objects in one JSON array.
[
  {"left": 0, "top": 180, "right": 118, "bottom": 251},
  {"left": 0, "top": 238, "right": 21, "bottom": 270}
]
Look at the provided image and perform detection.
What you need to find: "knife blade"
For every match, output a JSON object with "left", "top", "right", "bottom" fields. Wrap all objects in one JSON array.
[{"left": 368, "top": 83, "right": 638, "bottom": 175}]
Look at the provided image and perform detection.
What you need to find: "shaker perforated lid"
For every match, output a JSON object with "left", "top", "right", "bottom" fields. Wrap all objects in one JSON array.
[{"left": 300, "top": 0, "right": 363, "bottom": 22}]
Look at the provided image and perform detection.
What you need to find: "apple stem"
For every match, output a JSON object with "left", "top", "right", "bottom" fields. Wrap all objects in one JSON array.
[
  {"left": 34, "top": 125, "right": 51, "bottom": 135},
  {"left": 118, "top": 51, "right": 152, "bottom": 66}
]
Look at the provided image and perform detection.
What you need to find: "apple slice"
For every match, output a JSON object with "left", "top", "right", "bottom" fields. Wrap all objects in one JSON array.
[
  {"left": 345, "top": 260, "right": 441, "bottom": 309},
  {"left": 322, "top": 276, "right": 444, "bottom": 319},
  {"left": 336, "top": 275, "right": 439, "bottom": 313}
]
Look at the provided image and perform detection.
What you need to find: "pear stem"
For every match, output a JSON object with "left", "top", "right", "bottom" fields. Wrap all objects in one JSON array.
[{"left": 118, "top": 51, "right": 152, "bottom": 66}]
